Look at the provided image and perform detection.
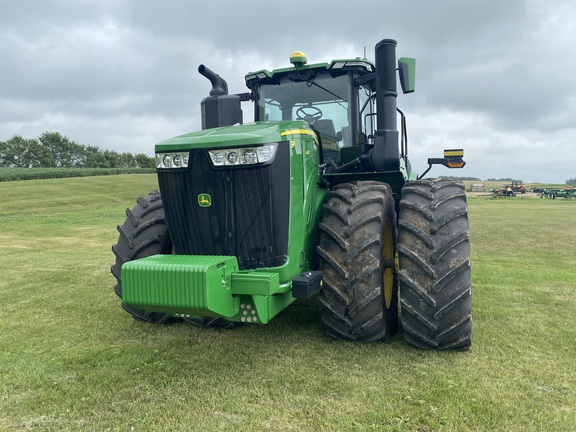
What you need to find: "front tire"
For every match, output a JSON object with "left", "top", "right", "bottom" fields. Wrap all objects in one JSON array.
[
  {"left": 317, "top": 181, "right": 398, "bottom": 342},
  {"left": 398, "top": 179, "right": 473, "bottom": 350},
  {"left": 111, "top": 191, "right": 174, "bottom": 323}
]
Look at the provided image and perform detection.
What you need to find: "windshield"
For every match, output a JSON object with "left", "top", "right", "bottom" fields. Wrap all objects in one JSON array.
[{"left": 257, "top": 74, "right": 354, "bottom": 147}]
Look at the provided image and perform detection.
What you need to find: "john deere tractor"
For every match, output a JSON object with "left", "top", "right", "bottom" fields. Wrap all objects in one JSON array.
[{"left": 111, "top": 39, "right": 473, "bottom": 350}]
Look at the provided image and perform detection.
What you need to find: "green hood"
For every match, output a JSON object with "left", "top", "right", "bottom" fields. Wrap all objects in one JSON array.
[{"left": 155, "top": 121, "right": 311, "bottom": 152}]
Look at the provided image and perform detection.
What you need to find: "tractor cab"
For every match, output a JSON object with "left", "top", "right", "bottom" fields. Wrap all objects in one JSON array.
[
  {"left": 245, "top": 53, "right": 377, "bottom": 167},
  {"left": 243, "top": 46, "right": 419, "bottom": 186}
]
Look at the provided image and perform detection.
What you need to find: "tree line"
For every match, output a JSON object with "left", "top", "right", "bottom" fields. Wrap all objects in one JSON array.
[
  {"left": 441, "top": 176, "right": 482, "bottom": 181},
  {"left": 0, "top": 132, "right": 155, "bottom": 168}
]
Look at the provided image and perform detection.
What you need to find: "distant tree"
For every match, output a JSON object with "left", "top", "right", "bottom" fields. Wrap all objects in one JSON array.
[
  {"left": 27, "top": 139, "right": 53, "bottom": 167},
  {"left": 83, "top": 145, "right": 101, "bottom": 168},
  {"left": 566, "top": 177, "right": 576, "bottom": 185},
  {"left": 0, "top": 140, "right": 5, "bottom": 166},
  {"left": 102, "top": 149, "right": 121, "bottom": 168},
  {"left": 135, "top": 153, "right": 155, "bottom": 168},
  {"left": 37, "top": 131, "right": 81, "bottom": 167},
  {"left": 119, "top": 152, "right": 136, "bottom": 168},
  {"left": 486, "top": 178, "right": 515, "bottom": 182},
  {"left": 0, "top": 135, "right": 38, "bottom": 167}
]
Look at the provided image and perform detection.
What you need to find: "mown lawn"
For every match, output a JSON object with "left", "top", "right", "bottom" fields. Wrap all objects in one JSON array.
[{"left": 0, "top": 175, "right": 574, "bottom": 431}]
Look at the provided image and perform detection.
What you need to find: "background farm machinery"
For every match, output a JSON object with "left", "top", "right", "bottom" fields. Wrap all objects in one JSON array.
[
  {"left": 490, "top": 180, "right": 527, "bottom": 198},
  {"left": 539, "top": 187, "right": 576, "bottom": 199}
]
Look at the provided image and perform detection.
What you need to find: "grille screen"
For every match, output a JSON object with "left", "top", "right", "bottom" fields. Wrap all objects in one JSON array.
[{"left": 157, "top": 143, "right": 290, "bottom": 270}]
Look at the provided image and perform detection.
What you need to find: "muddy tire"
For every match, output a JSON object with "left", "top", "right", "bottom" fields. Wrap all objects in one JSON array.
[
  {"left": 398, "top": 179, "right": 473, "bottom": 350},
  {"left": 111, "top": 191, "right": 174, "bottom": 323},
  {"left": 317, "top": 181, "right": 398, "bottom": 342}
]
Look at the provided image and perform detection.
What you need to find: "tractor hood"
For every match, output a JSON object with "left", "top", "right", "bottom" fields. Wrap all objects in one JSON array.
[{"left": 155, "top": 120, "right": 312, "bottom": 152}]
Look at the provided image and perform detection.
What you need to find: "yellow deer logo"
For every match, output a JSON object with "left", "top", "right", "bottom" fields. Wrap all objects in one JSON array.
[{"left": 198, "top": 194, "right": 212, "bottom": 207}]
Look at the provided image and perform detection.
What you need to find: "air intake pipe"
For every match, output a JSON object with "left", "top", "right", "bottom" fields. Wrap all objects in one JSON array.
[
  {"left": 199, "top": 65, "right": 242, "bottom": 130},
  {"left": 199, "top": 65, "right": 228, "bottom": 95},
  {"left": 369, "top": 39, "right": 400, "bottom": 171}
]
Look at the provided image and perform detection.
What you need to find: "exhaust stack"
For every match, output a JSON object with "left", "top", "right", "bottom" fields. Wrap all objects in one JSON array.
[
  {"left": 199, "top": 65, "right": 242, "bottom": 130},
  {"left": 369, "top": 39, "right": 400, "bottom": 171}
]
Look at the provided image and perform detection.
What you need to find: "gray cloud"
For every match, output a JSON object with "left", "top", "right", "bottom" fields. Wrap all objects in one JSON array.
[{"left": 1, "top": 0, "right": 574, "bottom": 182}]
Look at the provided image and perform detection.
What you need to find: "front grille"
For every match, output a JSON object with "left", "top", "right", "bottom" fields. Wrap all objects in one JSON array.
[{"left": 157, "top": 142, "right": 290, "bottom": 270}]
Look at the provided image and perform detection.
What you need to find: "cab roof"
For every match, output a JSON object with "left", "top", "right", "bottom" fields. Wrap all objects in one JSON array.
[{"left": 244, "top": 56, "right": 375, "bottom": 90}]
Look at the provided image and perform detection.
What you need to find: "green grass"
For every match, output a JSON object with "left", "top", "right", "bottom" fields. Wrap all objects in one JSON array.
[{"left": 1, "top": 176, "right": 575, "bottom": 431}]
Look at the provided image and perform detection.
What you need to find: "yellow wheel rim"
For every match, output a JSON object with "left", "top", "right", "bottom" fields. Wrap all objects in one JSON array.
[{"left": 383, "top": 219, "right": 394, "bottom": 309}]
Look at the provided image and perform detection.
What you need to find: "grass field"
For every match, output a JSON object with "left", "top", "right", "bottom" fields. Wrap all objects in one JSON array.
[{"left": 0, "top": 175, "right": 575, "bottom": 431}]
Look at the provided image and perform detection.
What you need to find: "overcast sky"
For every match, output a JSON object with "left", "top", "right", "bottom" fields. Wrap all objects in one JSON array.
[{"left": 1, "top": 0, "right": 575, "bottom": 182}]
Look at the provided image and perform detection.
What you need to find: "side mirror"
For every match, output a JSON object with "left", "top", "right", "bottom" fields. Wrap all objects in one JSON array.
[
  {"left": 398, "top": 57, "right": 416, "bottom": 94},
  {"left": 418, "top": 149, "right": 466, "bottom": 179}
]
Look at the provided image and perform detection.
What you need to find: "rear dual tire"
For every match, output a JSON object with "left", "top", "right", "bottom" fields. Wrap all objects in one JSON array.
[
  {"left": 317, "top": 181, "right": 399, "bottom": 342},
  {"left": 317, "top": 179, "right": 473, "bottom": 350},
  {"left": 398, "top": 179, "right": 473, "bottom": 350}
]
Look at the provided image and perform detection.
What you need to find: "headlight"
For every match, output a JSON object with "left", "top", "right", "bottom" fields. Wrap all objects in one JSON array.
[
  {"left": 155, "top": 152, "right": 190, "bottom": 169},
  {"left": 256, "top": 145, "right": 275, "bottom": 163},
  {"left": 242, "top": 149, "right": 258, "bottom": 164},
  {"left": 208, "top": 143, "right": 278, "bottom": 167},
  {"left": 211, "top": 151, "right": 225, "bottom": 165},
  {"left": 227, "top": 151, "right": 239, "bottom": 165}
]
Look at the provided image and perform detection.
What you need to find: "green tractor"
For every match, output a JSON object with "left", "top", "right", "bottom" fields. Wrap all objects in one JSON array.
[{"left": 111, "top": 39, "right": 473, "bottom": 350}]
